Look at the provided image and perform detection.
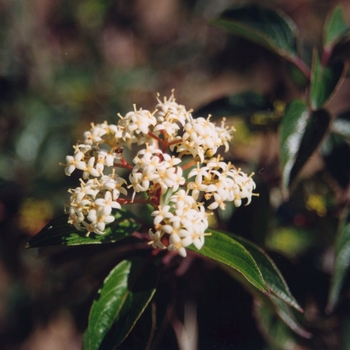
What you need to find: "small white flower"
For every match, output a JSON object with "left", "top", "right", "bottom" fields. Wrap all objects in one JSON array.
[
  {"left": 87, "top": 207, "right": 115, "bottom": 233},
  {"left": 65, "top": 152, "right": 84, "bottom": 176},
  {"left": 152, "top": 205, "right": 173, "bottom": 226},
  {"left": 84, "top": 123, "right": 107, "bottom": 145},
  {"left": 168, "top": 233, "right": 192, "bottom": 257},
  {"left": 215, "top": 117, "right": 235, "bottom": 152},
  {"left": 95, "top": 190, "right": 121, "bottom": 215},
  {"left": 101, "top": 175, "right": 128, "bottom": 199},
  {"left": 77, "top": 157, "right": 100, "bottom": 179},
  {"left": 148, "top": 229, "right": 166, "bottom": 249}
]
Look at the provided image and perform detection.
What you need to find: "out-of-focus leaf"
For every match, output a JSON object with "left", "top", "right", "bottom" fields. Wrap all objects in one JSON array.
[
  {"left": 341, "top": 316, "right": 350, "bottom": 349},
  {"left": 289, "top": 108, "right": 330, "bottom": 187},
  {"left": 232, "top": 233, "right": 303, "bottom": 312},
  {"left": 194, "top": 91, "right": 273, "bottom": 118},
  {"left": 270, "top": 295, "right": 311, "bottom": 339},
  {"left": 254, "top": 300, "right": 303, "bottom": 349},
  {"left": 280, "top": 101, "right": 330, "bottom": 197},
  {"left": 26, "top": 209, "right": 141, "bottom": 248},
  {"left": 279, "top": 100, "right": 309, "bottom": 197},
  {"left": 83, "top": 257, "right": 158, "bottom": 350},
  {"left": 286, "top": 61, "right": 309, "bottom": 89},
  {"left": 327, "top": 212, "right": 350, "bottom": 313},
  {"left": 322, "top": 132, "right": 350, "bottom": 189},
  {"left": 309, "top": 50, "right": 345, "bottom": 110},
  {"left": 324, "top": 5, "right": 350, "bottom": 49},
  {"left": 224, "top": 262, "right": 310, "bottom": 339},
  {"left": 213, "top": 5, "right": 298, "bottom": 60},
  {"left": 255, "top": 296, "right": 312, "bottom": 349},
  {"left": 189, "top": 229, "right": 267, "bottom": 293},
  {"left": 267, "top": 226, "right": 314, "bottom": 259},
  {"left": 331, "top": 114, "right": 350, "bottom": 140}
]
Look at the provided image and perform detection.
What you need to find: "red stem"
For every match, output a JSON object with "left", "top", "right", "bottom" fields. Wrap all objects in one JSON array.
[
  {"left": 114, "top": 157, "right": 133, "bottom": 170},
  {"left": 181, "top": 159, "right": 197, "bottom": 171},
  {"left": 292, "top": 56, "right": 311, "bottom": 81}
]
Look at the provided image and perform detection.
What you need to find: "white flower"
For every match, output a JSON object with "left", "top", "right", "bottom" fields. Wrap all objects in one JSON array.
[
  {"left": 84, "top": 123, "right": 107, "bottom": 145},
  {"left": 76, "top": 157, "right": 100, "bottom": 179},
  {"left": 95, "top": 190, "right": 121, "bottom": 215},
  {"left": 155, "top": 91, "right": 191, "bottom": 127},
  {"left": 148, "top": 229, "right": 166, "bottom": 249},
  {"left": 155, "top": 167, "right": 185, "bottom": 193},
  {"left": 97, "top": 149, "right": 115, "bottom": 168},
  {"left": 62, "top": 92, "right": 257, "bottom": 256},
  {"left": 175, "top": 116, "right": 222, "bottom": 162},
  {"left": 152, "top": 205, "right": 173, "bottom": 226},
  {"left": 67, "top": 207, "right": 85, "bottom": 230},
  {"left": 87, "top": 207, "right": 115, "bottom": 233},
  {"left": 207, "top": 193, "right": 226, "bottom": 210},
  {"left": 100, "top": 175, "right": 128, "bottom": 199},
  {"left": 64, "top": 152, "right": 84, "bottom": 176},
  {"left": 168, "top": 233, "right": 193, "bottom": 257},
  {"left": 215, "top": 117, "right": 235, "bottom": 152},
  {"left": 117, "top": 107, "right": 157, "bottom": 147}
]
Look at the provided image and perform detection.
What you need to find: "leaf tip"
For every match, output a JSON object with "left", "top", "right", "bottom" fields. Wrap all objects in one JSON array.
[
  {"left": 262, "top": 287, "right": 271, "bottom": 296},
  {"left": 303, "top": 330, "right": 313, "bottom": 339},
  {"left": 296, "top": 305, "right": 304, "bottom": 314}
]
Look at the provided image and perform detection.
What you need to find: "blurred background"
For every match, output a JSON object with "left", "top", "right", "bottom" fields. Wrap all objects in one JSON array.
[{"left": 1, "top": 0, "right": 350, "bottom": 349}]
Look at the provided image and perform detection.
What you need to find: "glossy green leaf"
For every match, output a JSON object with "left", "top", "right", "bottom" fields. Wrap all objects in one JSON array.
[
  {"left": 327, "top": 213, "right": 350, "bottom": 313},
  {"left": 26, "top": 209, "right": 141, "bottom": 248},
  {"left": 194, "top": 91, "right": 273, "bottom": 118},
  {"left": 289, "top": 108, "right": 330, "bottom": 187},
  {"left": 83, "top": 257, "right": 158, "bottom": 350},
  {"left": 255, "top": 296, "right": 311, "bottom": 348},
  {"left": 188, "top": 229, "right": 267, "bottom": 293},
  {"left": 324, "top": 5, "right": 350, "bottom": 49},
  {"left": 309, "top": 50, "right": 345, "bottom": 110},
  {"left": 254, "top": 300, "right": 305, "bottom": 349},
  {"left": 213, "top": 5, "right": 298, "bottom": 60},
  {"left": 270, "top": 296, "right": 311, "bottom": 339},
  {"left": 280, "top": 100, "right": 309, "bottom": 197},
  {"left": 223, "top": 262, "right": 310, "bottom": 339},
  {"left": 280, "top": 101, "right": 330, "bottom": 197},
  {"left": 232, "top": 234, "right": 303, "bottom": 312}
]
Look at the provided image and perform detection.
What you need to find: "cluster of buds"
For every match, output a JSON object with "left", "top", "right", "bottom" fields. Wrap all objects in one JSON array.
[{"left": 63, "top": 92, "right": 257, "bottom": 257}]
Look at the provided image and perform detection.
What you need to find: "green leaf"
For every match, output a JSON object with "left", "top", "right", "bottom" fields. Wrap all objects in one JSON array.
[
  {"left": 280, "top": 101, "right": 330, "bottom": 197},
  {"left": 194, "top": 91, "right": 273, "bottom": 118},
  {"left": 324, "top": 5, "right": 350, "bottom": 49},
  {"left": 309, "top": 50, "right": 345, "bottom": 110},
  {"left": 254, "top": 300, "right": 299, "bottom": 350},
  {"left": 232, "top": 234, "right": 303, "bottom": 312},
  {"left": 289, "top": 108, "right": 330, "bottom": 187},
  {"left": 188, "top": 229, "right": 267, "bottom": 293},
  {"left": 26, "top": 209, "right": 141, "bottom": 248},
  {"left": 254, "top": 298, "right": 311, "bottom": 349},
  {"left": 222, "top": 261, "right": 310, "bottom": 339},
  {"left": 269, "top": 296, "right": 311, "bottom": 339},
  {"left": 213, "top": 5, "right": 298, "bottom": 60},
  {"left": 83, "top": 257, "right": 158, "bottom": 350},
  {"left": 327, "top": 213, "right": 350, "bottom": 313},
  {"left": 280, "top": 100, "right": 309, "bottom": 196}
]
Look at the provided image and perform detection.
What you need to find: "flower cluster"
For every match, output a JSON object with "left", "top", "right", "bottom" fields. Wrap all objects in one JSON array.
[{"left": 63, "top": 92, "right": 257, "bottom": 257}]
